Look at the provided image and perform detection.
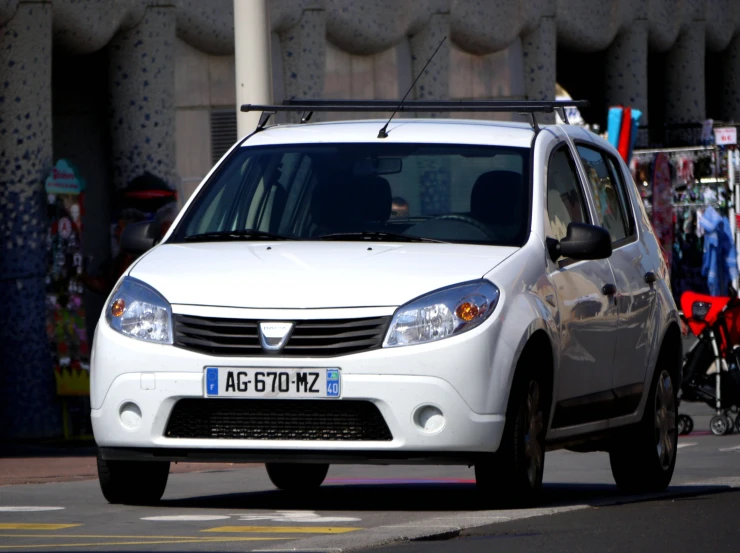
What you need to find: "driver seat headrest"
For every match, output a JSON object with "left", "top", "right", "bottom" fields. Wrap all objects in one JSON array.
[{"left": 471, "top": 170, "right": 524, "bottom": 226}]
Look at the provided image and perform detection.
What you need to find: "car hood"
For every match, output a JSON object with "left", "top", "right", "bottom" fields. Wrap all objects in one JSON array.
[{"left": 128, "top": 241, "right": 517, "bottom": 309}]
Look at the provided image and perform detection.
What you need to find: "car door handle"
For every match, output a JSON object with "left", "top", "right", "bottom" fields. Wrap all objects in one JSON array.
[
  {"left": 644, "top": 271, "right": 658, "bottom": 284},
  {"left": 602, "top": 283, "right": 617, "bottom": 296}
]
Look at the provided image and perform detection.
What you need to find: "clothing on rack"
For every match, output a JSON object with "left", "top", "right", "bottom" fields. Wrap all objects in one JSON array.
[{"left": 700, "top": 206, "right": 738, "bottom": 297}]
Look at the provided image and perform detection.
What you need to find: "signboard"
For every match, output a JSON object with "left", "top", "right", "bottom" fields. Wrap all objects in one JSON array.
[
  {"left": 45, "top": 160, "right": 86, "bottom": 195},
  {"left": 714, "top": 127, "right": 737, "bottom": 146}
]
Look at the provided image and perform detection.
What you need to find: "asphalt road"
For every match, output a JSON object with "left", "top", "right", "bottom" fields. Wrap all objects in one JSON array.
[
  {"left": 1, "top": 404, "right": 739, "bottom": 552},
  {"left": 372, "top": 489, "right": 740, "bottom": 553}
]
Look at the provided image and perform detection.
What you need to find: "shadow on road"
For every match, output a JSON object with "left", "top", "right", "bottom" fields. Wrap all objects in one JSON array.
[
  {"left": 160, "top": 481, "right": 732, "bottom": 511},
  {"left": 0, "top": 442, "right": 97, "bottom": 459}
]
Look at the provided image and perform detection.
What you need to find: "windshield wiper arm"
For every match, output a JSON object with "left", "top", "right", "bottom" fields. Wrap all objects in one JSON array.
[
  {"left": 317, "top": 231, "right": 447, "bottom": 243},
  {"left": 184, "top": 230, "right": 298, "bottom": 242}
]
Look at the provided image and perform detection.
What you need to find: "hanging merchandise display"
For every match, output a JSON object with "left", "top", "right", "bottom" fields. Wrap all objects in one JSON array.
[
  {"left": 631, "top": 141, "right": 739, "bottom": 305},
  {"left": 44, "top": 160, "right": 90, "bottom": 401},
  {"left": 652, "top": 152, "right": 674, "bottom": 270},
  {"left": 607, "top": 105, "right": 642, "bottom": 164}
]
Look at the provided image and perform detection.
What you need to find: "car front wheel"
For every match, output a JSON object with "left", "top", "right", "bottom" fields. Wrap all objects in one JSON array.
[
  {"left": 97, "top": 454, "right": 170, "bottom": 505},
  {"left": 265, "top": 463, "right": 329, "bottom": 492},
  {"left": 475, "top": 364, "right": 548, "bottom": 506},
  {"left": 609, "top": 368, "right": 678, "bottom": 492}
]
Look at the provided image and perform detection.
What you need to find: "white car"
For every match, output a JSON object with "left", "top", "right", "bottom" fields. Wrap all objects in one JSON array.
[{"left": 91, "top": 101, "right": 682, "bottom": 505}]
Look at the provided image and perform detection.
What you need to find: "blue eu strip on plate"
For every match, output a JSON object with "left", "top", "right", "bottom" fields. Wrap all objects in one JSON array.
[{"left": 206, "top": 367, "right": 219, "bottom": 395}]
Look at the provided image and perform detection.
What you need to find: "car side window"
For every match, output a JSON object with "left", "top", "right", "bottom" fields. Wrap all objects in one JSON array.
[
  {"left": 546, "top": 145, "right": 589, "bottom": 242},
  {"left": 576, "top": 145, "right": 632, "bottom": 243}
]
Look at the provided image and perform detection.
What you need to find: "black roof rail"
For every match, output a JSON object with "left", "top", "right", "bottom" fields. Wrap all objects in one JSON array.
[
  {"left": 240, "top": 99, "right": 589, "bottom": 133},
  {"left": 241, "top": 99, "right": 588, "bottom": 113}
]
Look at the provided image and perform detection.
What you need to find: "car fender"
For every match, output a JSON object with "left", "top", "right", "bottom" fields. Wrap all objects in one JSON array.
[{"left": 483, "top": 244, "right": 560, "bottom": 416}]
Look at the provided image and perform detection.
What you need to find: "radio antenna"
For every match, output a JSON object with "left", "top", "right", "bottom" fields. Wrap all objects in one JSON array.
[{"left": 377, "top": 36, "right": 447, "bottom": 139}]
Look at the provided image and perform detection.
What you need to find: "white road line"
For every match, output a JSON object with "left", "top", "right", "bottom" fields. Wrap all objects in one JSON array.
[
  {"left": 142, "top": 515, "right": 231, "bottom": 521},
  {"left": 677, "top": 442, "right": 698, "bottom": 449},
  {"left": 719, "top": 445, "right": 740, "bottom": 452},
  {"left": 0, "top": 507, "right": 65, "bottom": 512}
]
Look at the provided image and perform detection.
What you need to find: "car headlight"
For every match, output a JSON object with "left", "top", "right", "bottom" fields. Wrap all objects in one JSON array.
[
  {"left": 383, "top": 280, "right": 499, "bottom": 348},
  {"left": 105, "top": 277, "right": 173, "bottom": 344}
]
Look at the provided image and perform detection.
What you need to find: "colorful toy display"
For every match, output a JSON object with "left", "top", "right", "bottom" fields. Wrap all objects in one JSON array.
[{"left": 45, "top": 160, "right": 90, "bottom": 397}]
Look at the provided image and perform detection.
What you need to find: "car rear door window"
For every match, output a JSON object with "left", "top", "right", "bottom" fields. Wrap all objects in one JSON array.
[{"left": 576, "top": 145, "right": 632, "bottom": 244}]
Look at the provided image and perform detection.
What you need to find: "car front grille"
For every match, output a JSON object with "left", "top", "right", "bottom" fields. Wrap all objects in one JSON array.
[
  {"left": 164, "top": 399, "right": 393, "bottom": 441},
  {"left": 173, "top": 315, "right": 390, "bottom": 357}
]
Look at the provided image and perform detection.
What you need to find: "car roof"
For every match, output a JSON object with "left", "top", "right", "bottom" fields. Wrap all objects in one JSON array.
[{"left": 241, "top": 118, "right": 540, "bottom": 149}]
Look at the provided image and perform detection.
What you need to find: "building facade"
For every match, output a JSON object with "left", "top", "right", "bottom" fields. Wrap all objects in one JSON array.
[{"left": 1, "top": 0, "right": 740, "bottom": 438}]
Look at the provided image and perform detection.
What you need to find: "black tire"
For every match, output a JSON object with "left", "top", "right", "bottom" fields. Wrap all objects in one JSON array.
[
  {"left": 475, "top": 362, "right": 549, "bottom": 506},
  {"left": 97, "top": 453, "right": 169, "bottom": 505},
  {"left": 609, "top": 368, "right": 678, "bottom": 493},
  {"left": 710, "top": 415, "right": 729, "bottom": 436},
  {"left": 725, "top": 415, "right": 735, "bottom": 435},
  {"left": 678, "top": 414, "right": 693, "bottom": 436},
  {"left": 735, "top": 414, "right": 740, "bottom": 432},
  {"left": 265, "top": 463, "right": 329, "bottom": 492}
]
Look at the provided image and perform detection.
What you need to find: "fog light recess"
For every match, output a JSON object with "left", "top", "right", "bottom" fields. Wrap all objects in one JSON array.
[
  {"left": 119, "top": 402, "right": 142, "bottom": 431},
  {"left": 413, "top": 405, "right": 446, "bottom": 434}
]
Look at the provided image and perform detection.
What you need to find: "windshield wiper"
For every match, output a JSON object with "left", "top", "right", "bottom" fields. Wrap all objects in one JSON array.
[
  {"left": 183, "top": 230, "right": 298, "bottom": 242},
  {"left": 317, "top": 231, "right": 447, "bottom": 243}
]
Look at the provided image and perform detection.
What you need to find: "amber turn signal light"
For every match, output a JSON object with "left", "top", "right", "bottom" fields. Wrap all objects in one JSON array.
[
  {"left": 455, "top": 301, "right": 479, "bottom": 321},
  {"left": 111, "top": 298, "right": 126, "bottom": 317}
]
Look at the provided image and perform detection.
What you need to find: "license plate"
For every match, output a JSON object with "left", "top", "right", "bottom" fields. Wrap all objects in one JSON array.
[{"left": 204, "top": 367, "right": 341, "bottom": 398}]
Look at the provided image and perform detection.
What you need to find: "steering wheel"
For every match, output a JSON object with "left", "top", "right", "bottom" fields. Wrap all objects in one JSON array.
[{"left": 430, "top": 214, "right": 497, "bottom": 239}]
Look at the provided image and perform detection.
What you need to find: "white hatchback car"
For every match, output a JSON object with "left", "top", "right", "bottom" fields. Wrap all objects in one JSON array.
[{"left": 92, "top": 101, "right": 682, "bottom": 505}]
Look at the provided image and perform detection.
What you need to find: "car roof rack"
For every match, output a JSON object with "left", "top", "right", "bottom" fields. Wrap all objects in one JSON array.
[{"left": 240, "top": 99, "right": 589, "bottom": 134}]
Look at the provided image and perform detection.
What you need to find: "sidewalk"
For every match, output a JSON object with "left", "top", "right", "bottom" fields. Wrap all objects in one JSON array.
[{"left": 0, "top": 441, "right": 253, "bottom": 486}]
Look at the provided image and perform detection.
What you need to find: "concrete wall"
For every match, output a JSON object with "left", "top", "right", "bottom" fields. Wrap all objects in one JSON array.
[{"left": 3, "top": 0, "right": 740, "bottom": 437}]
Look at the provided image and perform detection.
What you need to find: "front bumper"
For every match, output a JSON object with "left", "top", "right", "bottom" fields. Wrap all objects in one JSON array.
[{"left": 91, "top": 308, "right": 510, "bottom": 460}]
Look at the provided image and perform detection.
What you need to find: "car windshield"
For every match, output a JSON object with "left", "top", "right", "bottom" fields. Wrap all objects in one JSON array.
[{"left": 169, "top": 142, "right": 530, "bottom": 246}]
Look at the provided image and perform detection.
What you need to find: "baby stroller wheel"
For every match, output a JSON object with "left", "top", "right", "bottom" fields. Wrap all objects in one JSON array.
[
  {"left": 710, "top": 415, "right": 730, "bottom": 436},
  {"left": 677, "top": 414, "right": 693, "bottom": 435}
]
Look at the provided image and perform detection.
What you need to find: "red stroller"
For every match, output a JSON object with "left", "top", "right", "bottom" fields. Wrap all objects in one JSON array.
[{"left": 679, "top": 289, "right": 740, "bottom": 435}]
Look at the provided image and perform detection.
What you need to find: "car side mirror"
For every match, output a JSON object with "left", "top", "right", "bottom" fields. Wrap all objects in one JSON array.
[
  {"left": 120, "top": 220, "right": 160, "bottom": 255},
  {"left": 547, "top": 222, "right": 612, "bottom": 262}
]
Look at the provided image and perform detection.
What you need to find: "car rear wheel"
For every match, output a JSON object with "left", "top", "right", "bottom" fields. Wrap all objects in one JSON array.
[
  {"left": 609, "top": 368, "right": 678, "bottom": 492},
  {"left": 475, "top": 364, "right": 548, "bottom": 506},
  {"left": 265, "top": 463, "right": 329, "bottom": 492},
  {"left": 97, "top": 454, "right": 169, "bottom": 505}
]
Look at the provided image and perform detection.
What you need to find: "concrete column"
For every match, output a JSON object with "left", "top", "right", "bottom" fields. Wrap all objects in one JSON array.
[
  {"left": 409, "top": 14, "right": 451, "bottom": 216},
  {"left": 234, "top": 0, "right": 272, "bottom": 137},
  {"left": 109, "top": 6, "right": 177, "bottom": 190},
  {"left": 0, "top": 1, "right": 61, "bottom": 438},
  {"left": 409, "top": 13, "right": 450, "bottom": 104},
  {"left": 605, "top": 20, "right": 649, "bottom": 124},
  {"left": 522, "top": 17, "right": 556, "bottom": 102},
  {"left": 665, "top": 24, "right": 706, "bottom": 123},
  {"left": 522, "top": 16, "right": 555, "bottom": 124},
  {"left": 278, "top": 8, "right": 326, "bottom": 123},
  {"left": 722, "top": 33, "right": 740, "bottom": 122}
]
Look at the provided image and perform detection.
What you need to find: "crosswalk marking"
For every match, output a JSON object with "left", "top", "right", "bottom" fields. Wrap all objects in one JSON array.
[
  {"left": 677, "top": 442, "right": 697, "bottom": 449},
  {"left": 0, "top": 524, "right": 81, "bottom": 531},
  {"left": 202, "top": 525, "right": 361, "bottom": 534},
  {"left": 0, "top": 537, "right": 284, "bottom": 549}
]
